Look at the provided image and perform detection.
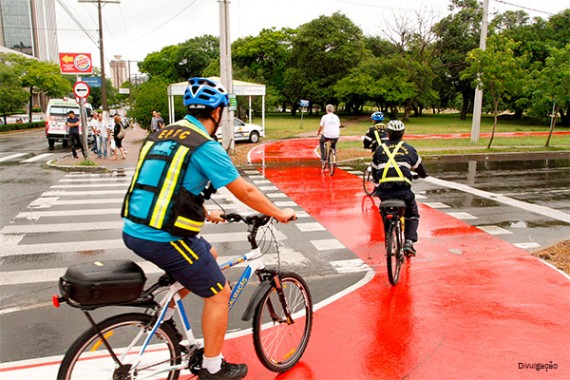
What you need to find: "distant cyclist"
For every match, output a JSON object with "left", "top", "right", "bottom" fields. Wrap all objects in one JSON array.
[
  {"left": 363, "top": 111, "right": 388, "bottom": 152},
  {"left": 316, "top": 104, "right": 341, "bottom": 170},
  {"left": 372, "top": 120, "right": 428, "bottom": 256}
]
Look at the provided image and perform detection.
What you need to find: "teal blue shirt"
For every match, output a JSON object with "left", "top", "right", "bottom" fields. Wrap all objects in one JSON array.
[{"left": 123, "top": 115, "right": 239, "bottom": 242}]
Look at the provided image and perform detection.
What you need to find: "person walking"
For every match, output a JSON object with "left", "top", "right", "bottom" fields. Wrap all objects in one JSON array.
[
  {"left": 122, "top": 77, "right": 296, "bottom": 380},
  {"left": 371, "top": 120, "right": 428, "bottom": 256},
  {"left": 150, "top": 110, "right": 164, "bottom": 133},
  {"left": 111, "top": 114, "right": 127, "bottom": 160},
  {"left": 316, "top": 104, "right": 341, "bottom": 171},
  {"left": 66, "top": 110, "right": 85, "bottom": 158}
]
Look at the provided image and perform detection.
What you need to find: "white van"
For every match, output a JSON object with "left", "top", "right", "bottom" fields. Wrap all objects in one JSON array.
[{"left": 45, "top": 98, "right": 93, "bottom": 149}]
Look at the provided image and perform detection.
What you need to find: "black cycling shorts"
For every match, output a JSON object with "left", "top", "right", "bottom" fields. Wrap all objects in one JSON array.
[{"left": 123, "top": 232, "right": 226, "bottom": 298}]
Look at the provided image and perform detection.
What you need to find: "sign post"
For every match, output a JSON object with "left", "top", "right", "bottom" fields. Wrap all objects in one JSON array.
[
  {"left": 299, "top": 99, "right": 309, "bottom": 129},
  {"left": 74, "top": 81, "right": 91, "bottom": 157}
]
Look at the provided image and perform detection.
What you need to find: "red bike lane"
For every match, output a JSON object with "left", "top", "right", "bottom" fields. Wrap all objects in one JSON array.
[{"left": 220, "top": 137, "right": 570, "bottom": 379}]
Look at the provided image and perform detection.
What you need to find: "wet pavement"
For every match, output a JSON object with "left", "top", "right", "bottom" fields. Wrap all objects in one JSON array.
[{"left": 2, "top": 133, "right": 569, "bottom": 379}]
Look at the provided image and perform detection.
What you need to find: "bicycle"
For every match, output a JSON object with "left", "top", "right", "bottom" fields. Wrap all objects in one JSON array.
[
  {"left": 362, "top": 164, "right": 375, "bottom": 196},
  {"left": 321, "top": 138, "right": 337, "bottom": 176},
  {"left": 53, "top": 212, "right": 313, "bottom": 379},
  {"left": 379, "top": 199, "right": 408, "bottom": 286}
]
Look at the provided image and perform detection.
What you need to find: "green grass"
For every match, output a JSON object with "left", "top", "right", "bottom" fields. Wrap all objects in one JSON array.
[{"left": 252, "top": 112, "right": 568, "bottom": 155}]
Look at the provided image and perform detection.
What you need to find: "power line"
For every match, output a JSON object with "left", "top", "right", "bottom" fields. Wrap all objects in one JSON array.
[{"left": 493, "top": 0, "right": 570, "bottom": 18}]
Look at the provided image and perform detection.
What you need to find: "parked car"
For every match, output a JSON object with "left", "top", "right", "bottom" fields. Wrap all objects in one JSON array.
[
  {"left": 215, "top": 117, "right": 264, "bottom": 143},
  {"left": 45, "top": 98, "right": 93, "bottom": 150}
]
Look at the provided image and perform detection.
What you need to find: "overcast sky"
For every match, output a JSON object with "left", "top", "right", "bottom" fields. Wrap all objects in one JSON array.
[{"left": 55, "top": 0, "right": 569, "bottom": 75}]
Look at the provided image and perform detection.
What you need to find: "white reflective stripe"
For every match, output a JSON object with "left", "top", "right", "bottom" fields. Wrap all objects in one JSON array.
[{"left": 375, "top": 162, "right": 412, "bottom": 170}]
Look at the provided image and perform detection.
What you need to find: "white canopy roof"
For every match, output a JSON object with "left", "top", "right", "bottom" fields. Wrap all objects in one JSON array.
[{"left": 166, "top": 77, "right": 266, "bottom": 127}]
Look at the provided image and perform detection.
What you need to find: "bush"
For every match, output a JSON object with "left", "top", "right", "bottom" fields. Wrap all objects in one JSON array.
[{"left": 0, "top": 121, "right": 44, "bottom": 133}]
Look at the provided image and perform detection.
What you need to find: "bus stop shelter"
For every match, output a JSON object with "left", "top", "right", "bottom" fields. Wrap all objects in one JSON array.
[{"left": 166, "top": 77, "right": 266, "bottom": 128}]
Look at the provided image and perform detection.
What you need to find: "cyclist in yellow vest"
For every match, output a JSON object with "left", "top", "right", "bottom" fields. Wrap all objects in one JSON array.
[
  {"left": 371, "top": 120, "right": 428, "bottom": 256},
  {"left": 122, "top": 77, "right": 296, "bottom": 380}
]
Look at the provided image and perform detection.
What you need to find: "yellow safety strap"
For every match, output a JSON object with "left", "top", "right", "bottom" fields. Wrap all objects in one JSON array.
[
  {"left": 149, "top": 145, "right": 190, "bottom": 228},
  {"left": 373, "top": 129, "right": 383, "bottom": 146},
  {"left": 178, "top": 118, "right": 213, "bottom": 140},
  {"left": 379, "top": 141, "right": 412, "bottom": 185}
]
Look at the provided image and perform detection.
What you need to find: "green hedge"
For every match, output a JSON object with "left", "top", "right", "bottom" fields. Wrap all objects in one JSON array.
[{"left": 0, "top": 121, "right": 45, "bottom": 133}]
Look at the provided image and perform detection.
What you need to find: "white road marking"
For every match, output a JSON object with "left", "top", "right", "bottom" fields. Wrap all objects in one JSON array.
[
  {"left": 16, "top": 208, "right": 119, "bottom": 219},
  {"left": 21, "top": 153, "right": 54, "bottom": 163},
  {"left": 424, "top": 176, "right": 570, "bottom": 223},
  {"left": 330, "top": 259, "right": 372, "bottom": 273},
  {"left": 296, "top": 222, "right": 326, "bottom": 232},
  {"left": 447, "top": 212, "right": 477, "bottom": 220},
  {"left": 51, "top": 183, "right": 129, "bottom": 188},
  {"left": 0, "top": 153, "right": 27, "bottom": 162},
  {"left": 41, "top": 189, "right": 126, "bottom": 196},
  {"left": 423, "top": 202, "right": 450, "bottom": 209},
  {"left": 477, "top": 225, "right": 512, "bottom": 235},
  {"left": 266, "top": 192, "right": 287, "bottom": 198},
  {"left": 311, "top": 239, "right": 346, "bottom": 251},
  {"left": 514, "top": 242, "right": 541, "bottom": 249}
]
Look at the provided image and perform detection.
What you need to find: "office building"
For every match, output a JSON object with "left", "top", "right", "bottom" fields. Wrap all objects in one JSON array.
[
  {"left": 0, "top": 0, "right": 59, "bottom": 63},
  {"left": 110, "top": 55, "right": 128, "bottom": 88}
]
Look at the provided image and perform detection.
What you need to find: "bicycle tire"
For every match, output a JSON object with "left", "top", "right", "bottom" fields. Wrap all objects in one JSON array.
[
  {"left": 328, "top": 149, "right": 336, "bottom": 176},
  {"left": 252, "top": 272, "right": 313, "bottom": 372},
  {"left": 386, "top": 223, "right": 402, "bottom": 286},
  {"left": 363, "top": 166, "right": 375, "bottom": 195},
  {"left": 57, "top": 313, "right": 182, "bottom": 380}
]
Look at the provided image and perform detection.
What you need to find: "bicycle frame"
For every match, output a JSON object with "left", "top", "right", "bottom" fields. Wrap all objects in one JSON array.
[{"left": 125, "top": 246, "right": 273, "bottom": 377}]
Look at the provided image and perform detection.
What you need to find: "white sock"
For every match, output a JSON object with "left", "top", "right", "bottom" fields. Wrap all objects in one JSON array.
[
  {"left": 202, "top": 354, "right": 223, "bottom": 374},
  {"left": 163, "top": 307, "right": 175, "bottom": 321}
]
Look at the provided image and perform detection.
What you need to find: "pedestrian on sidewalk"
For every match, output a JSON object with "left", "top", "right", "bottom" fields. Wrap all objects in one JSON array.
[
  {"left": 111, "top": 114, "right": 127, "bottom": 160},
  {"left": 66, "top": 110, "right": 85, "bottom": 159},
  {"left": 150, "top": 110, "right": 164, "bottom": 133}
]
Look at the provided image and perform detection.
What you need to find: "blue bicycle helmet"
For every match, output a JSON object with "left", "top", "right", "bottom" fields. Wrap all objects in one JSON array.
[
  {"left": 371, "top": 111, "right": 384, "bottom": 122},
  {"left": 183, "top": 77, "right": 230, "bottom": 109}
]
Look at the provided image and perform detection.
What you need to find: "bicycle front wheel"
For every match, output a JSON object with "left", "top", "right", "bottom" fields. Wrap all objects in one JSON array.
[
  {"left": 253, "top": 272, "right": 313, "bottom": 372},
  {"left": 363, "top": 166, "right": 375, "bottom": 195},
  {"left": 386, "top": 223, "right": 402, "bottom": 286},
  {"left": 57, "top": 313, "right": 182, "bottom": 380}
]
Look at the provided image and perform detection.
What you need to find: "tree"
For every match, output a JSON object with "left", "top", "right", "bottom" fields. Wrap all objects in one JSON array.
[
  {"left": 532, "top": 44, "right": 570, "bottom": 145},
  {"left": 286, "top": 12, "right": 366, "bottom": 113},
  {"left": 1, "top": 53, "right": 70, "bottom": 121},
  {"left": 463, "top": 35, "right": 528, "bottom": 148},
  {"left": 433, "top": 0, "right": 481, "bottom": 119},
  {"left": 232, "top": 28, "right": 294, "bottom": 112},
  {"left": 0, "top": 59, "right": 28, "bottom": 124},
  {"left": 138, "top": 35, "right": 219, "bottom": 82},
  {"left": 130, "top": 77, "right": 174, "bottom": 130}
]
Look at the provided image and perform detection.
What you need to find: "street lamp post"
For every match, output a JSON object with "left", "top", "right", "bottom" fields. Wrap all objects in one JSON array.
[{"left": 219, "top": 0, "right": 235, "bottom": 154}]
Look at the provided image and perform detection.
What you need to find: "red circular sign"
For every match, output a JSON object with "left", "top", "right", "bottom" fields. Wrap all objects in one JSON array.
[{"left": 73, "top": 81, "right": 91, "bottom": 99}]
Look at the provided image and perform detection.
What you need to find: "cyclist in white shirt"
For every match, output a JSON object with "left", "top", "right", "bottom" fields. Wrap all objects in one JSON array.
[{"left": 316, "top": 104, "right": 341, "bottom": 169}]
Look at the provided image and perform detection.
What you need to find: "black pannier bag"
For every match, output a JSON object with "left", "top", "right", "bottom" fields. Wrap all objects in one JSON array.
[{"left": 60, "top": 260, "right": 146, "bottom": 306}]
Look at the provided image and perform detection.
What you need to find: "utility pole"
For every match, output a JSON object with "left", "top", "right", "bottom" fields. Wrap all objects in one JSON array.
[
  {"left": 79, "top": 0, "right": 119, "bottom": 120},
  {"left": 470, "top": 0, "right": 489, "bottom": 143},
  {"left": 219, "top": 0, "right": 235, "bottom": 154}
]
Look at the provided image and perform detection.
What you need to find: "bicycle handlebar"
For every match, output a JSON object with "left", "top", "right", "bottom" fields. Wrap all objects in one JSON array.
[{"left": 222, "top": 213, "right": 272, "bottom": 227}]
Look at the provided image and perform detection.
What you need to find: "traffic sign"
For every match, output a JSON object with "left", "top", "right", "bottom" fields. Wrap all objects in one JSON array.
[
  {"left": 73, "top": 81, "right": 91, "bottom": 99},
  {"left": 82, "top": 76, "right": 101, "bottom": 88},
  {"left": 59, "top": 53, "right": 93, "bottom": 74}
]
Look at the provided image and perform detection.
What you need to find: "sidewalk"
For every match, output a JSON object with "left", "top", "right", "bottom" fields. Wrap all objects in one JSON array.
[{"left": 49, "top": 125, "right": 146, "bottom": 171}]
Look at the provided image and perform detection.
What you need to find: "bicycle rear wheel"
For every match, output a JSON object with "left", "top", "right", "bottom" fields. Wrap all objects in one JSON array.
[
  {"left": 386, "top": 223, "right": 402, "bottom": 286},
  {"left": 252, "top": 272, "right": 313, "bottom": 372},
  {"left": 363, "top": 166, "right": 375, "bottom": 195},
  {"left": 57, "top": 313, "right": 181, "bottom": 380},
  {"left": 328, "top": 149, "right": 336, "bottom": 176}
]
